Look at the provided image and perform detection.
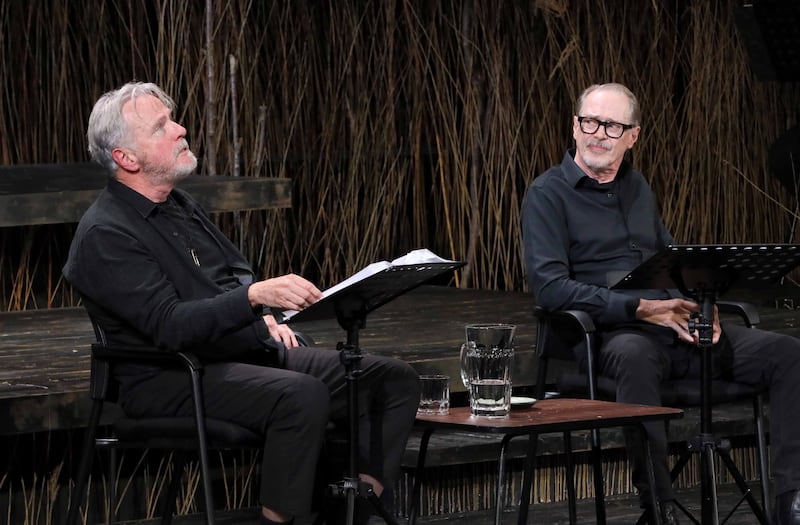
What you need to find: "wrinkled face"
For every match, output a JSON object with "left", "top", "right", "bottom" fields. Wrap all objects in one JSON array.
[
  {"left": 120, "top": 94, "right": 197, "bottom": 183},
  {"left": 572, "top": 88, "right": 639, "bottom": 180}
]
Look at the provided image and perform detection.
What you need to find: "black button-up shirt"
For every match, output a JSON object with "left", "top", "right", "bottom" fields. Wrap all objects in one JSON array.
[
  {"left": 521, "top": 149, "right": 674, "bottom": 327},
  {"left": 63, "top": 178, "right": 276, "bottom": 357}
]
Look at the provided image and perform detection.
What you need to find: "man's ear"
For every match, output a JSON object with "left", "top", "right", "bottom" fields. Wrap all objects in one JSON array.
[
  {"left": 112, "top": 147, "right": 139, "bottom": 172},
  {"left": 627, "top": 126, "right": 641, "bottom": 149}
]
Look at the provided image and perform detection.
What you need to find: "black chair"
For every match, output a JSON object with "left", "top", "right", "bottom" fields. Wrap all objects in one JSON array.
[
  {"left": 530, "top": 301, "right": 770, "bottom": 525},
  {"left": 66, "top": 314, "right": 314, "bottom": 525}
]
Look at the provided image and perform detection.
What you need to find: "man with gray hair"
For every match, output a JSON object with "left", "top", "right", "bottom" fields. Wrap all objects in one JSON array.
[{"left": 64, "top": 81, "right": 420, "bottom": 525}]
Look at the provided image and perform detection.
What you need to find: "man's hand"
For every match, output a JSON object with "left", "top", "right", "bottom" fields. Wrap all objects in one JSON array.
[
  {"left": 263, "top": 314, "right": 299, "bottom": 348},
  {"left": 636, "top": 298, "right": 721, "bottom": 344},
  {"left": 248, "top": 274, "right": 323, "bottom": 311}
]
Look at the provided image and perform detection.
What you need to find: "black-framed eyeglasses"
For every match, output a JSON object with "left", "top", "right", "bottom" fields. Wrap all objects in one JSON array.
[{"left": 576, "top": 116, "right": 635, "bottom": 139}]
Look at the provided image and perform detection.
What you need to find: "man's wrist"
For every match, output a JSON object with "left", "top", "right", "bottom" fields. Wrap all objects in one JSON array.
[
  {"left": 629, "top": 297, "right": 643, "bottom": 320},
  {"left": 247, "top": 282, "right": 261, "bottom": 308}
]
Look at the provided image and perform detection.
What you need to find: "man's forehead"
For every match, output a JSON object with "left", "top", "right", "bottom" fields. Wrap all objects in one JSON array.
[
  {"left": 122, "top": 94, "right": 168, "bottom": 121},
  {"left": 580, "top": 90, "right": 630, "bottom": 119}
]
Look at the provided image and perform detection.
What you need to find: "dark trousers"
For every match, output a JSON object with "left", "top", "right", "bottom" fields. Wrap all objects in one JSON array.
[
  {"left": 118, "top": 346, "right": 421, "bottom": 517},
  {"left": 597, "top": 323, "right": 800, "bottom": 504}
]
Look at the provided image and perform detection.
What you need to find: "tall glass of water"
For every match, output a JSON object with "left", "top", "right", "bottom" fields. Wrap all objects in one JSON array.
[{"left": 460, "top": 323, "right": 515, "bottom": 417}]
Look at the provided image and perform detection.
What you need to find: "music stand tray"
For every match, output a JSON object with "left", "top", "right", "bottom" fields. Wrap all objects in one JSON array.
[
  {"left": 611, "top": 243, "right": 800, "bottom": 297},
  {"left": 282, "top": 261, "right": 466, "bottom": 331}
]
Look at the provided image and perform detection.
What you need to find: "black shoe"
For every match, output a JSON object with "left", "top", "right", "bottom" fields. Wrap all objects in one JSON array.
[
  {"left": 661, "top": 501, "right": 680, "bottom": 525},
  {"left": 646, "top": 500, "right": 680, "bottom": 525},
  {"left": 775, "top": 490, "right": 800, "bottom": 525}
]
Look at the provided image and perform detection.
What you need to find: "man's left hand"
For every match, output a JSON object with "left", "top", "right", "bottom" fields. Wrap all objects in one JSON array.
[{"left": 263, "top": 314, "right": 299, "bottom": 348}]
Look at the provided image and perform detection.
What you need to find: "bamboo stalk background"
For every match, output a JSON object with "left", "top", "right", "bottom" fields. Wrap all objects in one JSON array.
[{"left": 0, "top": 0, "right": 798, "bottom": 309}]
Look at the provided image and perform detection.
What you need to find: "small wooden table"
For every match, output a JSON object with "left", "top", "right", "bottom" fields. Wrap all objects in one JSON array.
[{"left": 410, "top": 398, "right": 683, "bottom": 525}]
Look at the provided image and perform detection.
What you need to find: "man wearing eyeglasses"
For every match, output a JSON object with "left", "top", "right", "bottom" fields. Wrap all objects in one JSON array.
[{"left": 522, "top": 83, "right": 800, "bottom": 525}]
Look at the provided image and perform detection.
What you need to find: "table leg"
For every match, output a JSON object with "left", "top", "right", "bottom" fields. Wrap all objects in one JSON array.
[
  {"left": 589, "top": 428, "right": 606, "bottom": 525},
  {"left": 640, "top": 423, "right": 662, "bottom": 525},
  {"left": 408, "top": 428, "right": 433, "bottom": 525},
  {"left": 563, "top": 431, "right": 578, "bottom": 524},
  {"left": 495, "top": 434, "right": 514, "bottom": 525},
  {"left": 517, "top": 434, "right": 538, "bottom": 525}
]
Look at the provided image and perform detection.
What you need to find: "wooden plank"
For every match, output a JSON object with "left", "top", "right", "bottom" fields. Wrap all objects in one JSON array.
[{"left": 0, "top": 163, "right": 292, "bottom": 226}]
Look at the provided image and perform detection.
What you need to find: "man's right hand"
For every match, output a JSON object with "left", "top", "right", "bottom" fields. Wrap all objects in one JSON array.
[
  {"left": 635, "top": 297, "right": 701, "bottom": 343},
  {"left": 248, "top": 274, "right": 323, "bottom": 311}
]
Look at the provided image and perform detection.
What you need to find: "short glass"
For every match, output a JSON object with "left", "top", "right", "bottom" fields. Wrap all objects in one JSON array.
[{"left": 417, "top": 374, "right": 450, "bottom": 415}]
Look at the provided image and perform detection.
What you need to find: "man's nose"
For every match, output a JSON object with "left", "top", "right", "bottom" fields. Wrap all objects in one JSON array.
[{"left": 168, "top": 120, "right": 187, "bottom": 137}]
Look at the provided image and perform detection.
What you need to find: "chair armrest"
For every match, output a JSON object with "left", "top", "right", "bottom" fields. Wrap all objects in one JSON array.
[
  {"left": 92, "top": 343, "right": 203, "bottom": 372},
  {"left": 717, "top": 300, "right": 760, "bottom": 328},
  {"left": 535, "top": 305, "right": 596, "bottom": 334},
  {"left": 294, "top": 330, "right": 314, "bottom": 347},
  {"left": 551, "top": 309, "right": 596, "bottom": 333}
]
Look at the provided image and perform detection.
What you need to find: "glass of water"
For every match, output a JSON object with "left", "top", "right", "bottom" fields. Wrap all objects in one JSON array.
[{"left": 460, "top": 323, "right": 515, "bottom": 417}]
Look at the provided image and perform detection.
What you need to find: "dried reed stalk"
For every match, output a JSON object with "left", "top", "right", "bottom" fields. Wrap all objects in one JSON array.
[{"left": 1, "top": 0, "right": 799, "bottom": 309}]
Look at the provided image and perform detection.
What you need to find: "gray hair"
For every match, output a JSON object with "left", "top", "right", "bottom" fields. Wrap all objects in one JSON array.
[
  {"left": 575, "top": 83, "right": 641, "bottom": 126},
  {"left": 86, "top": 82, "right": 176, "bottom": 172}
]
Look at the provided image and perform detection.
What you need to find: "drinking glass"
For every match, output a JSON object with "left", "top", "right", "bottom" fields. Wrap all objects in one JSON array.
[{"left": 459, "top": 323, "right": 515, "bottom": 417}]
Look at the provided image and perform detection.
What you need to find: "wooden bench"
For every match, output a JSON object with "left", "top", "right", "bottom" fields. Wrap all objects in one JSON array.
[{"left": 0, "top": 163, "right": 291, "bottom": 226}]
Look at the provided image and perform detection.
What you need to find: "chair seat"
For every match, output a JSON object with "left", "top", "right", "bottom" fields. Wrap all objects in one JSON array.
[
  {"left": 557, "top": 372, "right": 765, "bottom": 406},
  {"left": 113, "top": 417, "right": 263, "bottom": 449}
]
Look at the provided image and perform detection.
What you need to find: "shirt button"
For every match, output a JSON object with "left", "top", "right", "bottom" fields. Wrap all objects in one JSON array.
[
  {"left": 630, "top": 241, "right": 639, "bottom": 249},
  {"left": 172, "top": 231, "right": 179, "bottom": 236},
  {"left": 607, "top": 193, "right": 614, "bottom": 198}
]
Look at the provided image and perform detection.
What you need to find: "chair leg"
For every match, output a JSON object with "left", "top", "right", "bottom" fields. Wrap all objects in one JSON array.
[
  {"left": 67, "top": 400, "right": 103, "bottom": 525},
  {"left": 408, "top": 428, "right": 433, "bottom": 525},
  {"left": 196, "top": 447, "right": 217, "bottom": 525},
  {"left": 109, "top": 446, "right": 119, "bottom": 522},
  {"left": 188, "top": 368, "right": 217, "bottom": 525},
  {"left": 159, "top": 451, "right": 186, "bottom": 525},
  {"left": 753, "top": 395, "right": 770, "bottom": 517}
]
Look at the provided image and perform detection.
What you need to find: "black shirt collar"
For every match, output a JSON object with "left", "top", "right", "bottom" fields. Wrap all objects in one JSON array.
[{"left": 106, "top": 177, "right": 198, "bottom": 218}]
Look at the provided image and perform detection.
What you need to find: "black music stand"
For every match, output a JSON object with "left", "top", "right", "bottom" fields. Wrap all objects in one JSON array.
[
  {"left": 613, "top": 244, "right": 800, "bottom": 525},
  {"left": 284, "top": 261, "right": 465, "bottom": 525}
]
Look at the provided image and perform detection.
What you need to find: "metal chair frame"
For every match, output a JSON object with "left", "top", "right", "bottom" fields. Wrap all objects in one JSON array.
[{"left": 67, "top": 317, "right": 312, "bottom": 525}]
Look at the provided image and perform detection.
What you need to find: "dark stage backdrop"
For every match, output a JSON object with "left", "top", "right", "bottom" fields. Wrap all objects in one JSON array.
[{"left": 1, "top": 0, "right": 799, "bottom": 310}]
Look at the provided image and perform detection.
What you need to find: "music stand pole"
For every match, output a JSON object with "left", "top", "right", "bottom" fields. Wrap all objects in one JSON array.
[
  {"left": 330, "top": 311, "right": 397, "bottom": 525},
  {"left": 688, "top": 289, "right": 721, "bottom": 525}
]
